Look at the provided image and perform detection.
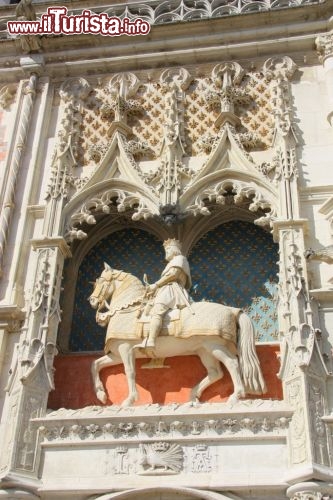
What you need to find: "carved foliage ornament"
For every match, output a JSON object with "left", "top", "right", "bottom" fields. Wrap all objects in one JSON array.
[
  {"left": 0, "top": 84, "right": 17, "bottom": 109},
  {"left": 157, "top": 67, "right": 193, "bottom": 205},
  {"left": 263, "top": 56, "right": 297, "bottom": 141},
  {"left": 185, "top": 179, "right": 276, "bottom": 227},
  {"left": 101, "top": 72, "right": 142, "bottom": 126},
  {"left": 291, "top": 493, "right": 331, "bottom": 500},
  {"left": 208, "top": 62, "right": 247, "bottom": 115},
  {"left": 66, "top": 188, "right": 155, "bottom": 241},
  {"left": 38, "top": 412, "right": 290, "bottom": 443},
  {"left": 263, "top": 56, "right": 297, "bottom": 81}
]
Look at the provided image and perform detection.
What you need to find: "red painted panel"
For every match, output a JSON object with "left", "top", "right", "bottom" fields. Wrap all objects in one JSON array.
[{"left": 48, "top": 346, "right": 282, "bottom": 410}]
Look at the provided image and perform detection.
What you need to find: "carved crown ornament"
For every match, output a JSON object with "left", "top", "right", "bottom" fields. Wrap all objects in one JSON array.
[{"left": 49, "top": 60, "right": 297, "bottom": 240}]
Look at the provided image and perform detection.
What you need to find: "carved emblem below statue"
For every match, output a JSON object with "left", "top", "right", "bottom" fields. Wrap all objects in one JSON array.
[
  {"left": 89, "top": 239, "right": 266, "bottom": 407},
  {"left": 138, "top": 442, "right": 183, "bottom": 475}
]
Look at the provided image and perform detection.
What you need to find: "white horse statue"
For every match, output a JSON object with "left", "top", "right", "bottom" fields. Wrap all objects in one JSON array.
[{"left": 89, "top": 263, "right": 267, "bottom": 407}]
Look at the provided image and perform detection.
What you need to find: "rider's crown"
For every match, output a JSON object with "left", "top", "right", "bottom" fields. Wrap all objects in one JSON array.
[{"left": 163, "top": 238, "right": 182, "bottom": 251}]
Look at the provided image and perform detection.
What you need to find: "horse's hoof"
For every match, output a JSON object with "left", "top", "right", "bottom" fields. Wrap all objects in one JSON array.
[
  {"left": 227, "top": 391, "right": 245, "bottom": 405},
  {"left": 189, "top": 392, "right": 200, "bottom": 404},
  {"left": 121, "top": 398, "right": 134, "bottom": 408},
  {"left": 97, "top": 390, "right": 107, "bottom": 404}
]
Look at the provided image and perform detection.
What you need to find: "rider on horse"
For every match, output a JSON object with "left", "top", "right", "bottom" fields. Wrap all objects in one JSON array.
[{"left": 136, "top": 238, "right": 192, "bottom": 353}]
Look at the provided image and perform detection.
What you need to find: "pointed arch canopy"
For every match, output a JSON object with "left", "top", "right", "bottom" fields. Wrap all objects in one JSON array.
[
  {"left": 180, "top": 170, "right": 278, "bottom": 228},
  {"left": 61, "top": 178, "right": 160, "bottom": 241}
]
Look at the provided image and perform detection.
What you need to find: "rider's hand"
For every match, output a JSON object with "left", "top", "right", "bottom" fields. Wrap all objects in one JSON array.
[{"left": 147, "top": 283, "right": 158, "bottom": 295}]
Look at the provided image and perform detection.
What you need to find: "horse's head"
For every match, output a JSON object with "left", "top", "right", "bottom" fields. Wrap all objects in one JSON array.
[{"left": 89, "top": 262, "right": 115, "bottom": 309}]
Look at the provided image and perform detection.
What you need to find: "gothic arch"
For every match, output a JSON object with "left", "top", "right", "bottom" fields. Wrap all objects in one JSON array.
[{"left": 92, "top": 486, "right": 238, "bottom": 500}]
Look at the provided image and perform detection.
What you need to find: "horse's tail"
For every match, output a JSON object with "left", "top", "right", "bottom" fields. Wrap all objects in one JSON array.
[{"left": 237, "top": 312, "right": 267, "bottom": 395}]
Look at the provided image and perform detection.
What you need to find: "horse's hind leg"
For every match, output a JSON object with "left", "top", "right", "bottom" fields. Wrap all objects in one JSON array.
[
  {"left": 190, "top": 348, "right": 224, "bottom": 402},
  {"left": 92, "top": 354, "right": 119, "bottom": 404},
  {"left": 209, "top": 341, "right": 245, "bottom": 403}
]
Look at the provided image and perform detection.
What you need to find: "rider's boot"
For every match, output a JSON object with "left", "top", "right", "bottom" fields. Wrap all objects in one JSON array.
[
  {"left": 133, "top": 316, "right": 162, "bottom": 353},
  {"left": 146, "top": 316, "right": 162, "bottom": 347}
]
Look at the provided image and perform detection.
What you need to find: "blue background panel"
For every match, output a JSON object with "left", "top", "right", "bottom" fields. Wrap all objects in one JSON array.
[{"left": 69, "top": 222, "right": 278, "bottom": 351}]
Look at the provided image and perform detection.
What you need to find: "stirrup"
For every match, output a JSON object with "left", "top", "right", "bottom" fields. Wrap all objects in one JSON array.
[{"left": 132, "top": 339, "right": 148, "bottom": 350}]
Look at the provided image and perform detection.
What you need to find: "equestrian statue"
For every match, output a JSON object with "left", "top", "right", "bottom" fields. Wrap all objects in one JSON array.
[{"left": 89, "top": 238, "right": 267, "bottom": 407}]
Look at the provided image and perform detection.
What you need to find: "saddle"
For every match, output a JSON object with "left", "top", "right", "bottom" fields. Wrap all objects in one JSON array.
[{"left": 135, "top": 308, "right": 181, "bottom": 338}]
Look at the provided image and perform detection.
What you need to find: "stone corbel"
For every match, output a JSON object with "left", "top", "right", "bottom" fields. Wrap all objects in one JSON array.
[
  {"left": 0, "top": 306, "right": 25, "bottom": 333},
  {"left": 30, "top": 237, "right": 72, "bottom": 258}
]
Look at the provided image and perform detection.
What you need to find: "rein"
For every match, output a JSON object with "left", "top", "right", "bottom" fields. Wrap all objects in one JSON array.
[{"left": 98, "top": 272, "right": 144, "bottom": 318}]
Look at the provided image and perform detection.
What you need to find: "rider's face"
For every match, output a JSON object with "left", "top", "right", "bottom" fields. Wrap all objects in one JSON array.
[{"left": 165, "top": 246, "right": 174, "bottom": 261}]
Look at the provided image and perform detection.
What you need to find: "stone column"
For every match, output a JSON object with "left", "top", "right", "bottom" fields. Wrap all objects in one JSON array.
[
  {"left": 0, "top": 77, "right": 93, "bottom": 490},
  {"left": 264, "top": 56, "right": 332, "bottom": 482},
  {"left": 0, "top": 74, "right": 37, "bottom": 275}
]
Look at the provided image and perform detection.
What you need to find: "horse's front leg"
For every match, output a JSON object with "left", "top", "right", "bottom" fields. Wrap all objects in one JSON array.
[
  {"left": 91, "top": 354, "right": 116, "bottom": 404},
  {"left": 118, "top": 342, "right": 139, "bottom": 408}
]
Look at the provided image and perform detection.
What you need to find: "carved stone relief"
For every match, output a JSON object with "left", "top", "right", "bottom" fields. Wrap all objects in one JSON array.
[
  {"left": 316, "top": 31, "right": 333, "bottom": 63},
  {"left": 36, "top": 400, "right": 291, "bottom": 445},
  {"left": 308, "top": 381, "right": 330, "bottom": 466},
  {"left": 190, "top": 444, "right": 213, "bottom": 473},
  {"left": 286, "top": 378, "right": 308, "bottom": 465},
  {"left": 59, "top": 61, "right": 286, "bottom": 244},
  {"left": 46, "top": 77, "right": 92, "bottom": 201},
  {"left": 0, "top": 84, "right": 17, "bottom": 109},
  {"left": 138, "top": 442, "right": 183, "bottom": 474}
]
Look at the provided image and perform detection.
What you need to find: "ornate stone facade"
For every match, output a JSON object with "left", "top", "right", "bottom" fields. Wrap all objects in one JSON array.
[{"left": 0, "top": 0, "right": 333, "bottom": 499}]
